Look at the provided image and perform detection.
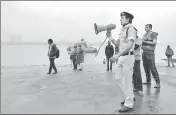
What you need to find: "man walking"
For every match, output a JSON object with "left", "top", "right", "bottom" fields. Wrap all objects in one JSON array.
[
  {"left": 105, "top": 41, "right": 114, "bottom": 71},
  {"left": 47, "top": 39, "right": 58, "bottom": 74},
  {"left": 133, "top": 36, "right": 143, "bottom": 96},
  {"left": 106, "top": 12, "right": 137, "bottom": 112},
  {"left": 142, "top": 24, "right": 160, "bottom": 88}
]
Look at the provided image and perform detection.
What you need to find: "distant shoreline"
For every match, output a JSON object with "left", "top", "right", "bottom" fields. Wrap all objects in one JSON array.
[
  {"left": 1, "top": 42, "right": 103, "bottom": 46},
  {"left": 2, "top": 42, "right": 176, "bottom": 46}
]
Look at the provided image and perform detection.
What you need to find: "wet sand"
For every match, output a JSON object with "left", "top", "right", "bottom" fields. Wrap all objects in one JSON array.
[{"left": 1, "top": 64, "right": 176, "bottom": 114}]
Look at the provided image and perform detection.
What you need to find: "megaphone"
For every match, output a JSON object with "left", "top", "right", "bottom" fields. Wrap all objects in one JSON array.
[{"left": 94, "top": 23, "right": 116, "bottom": 35}]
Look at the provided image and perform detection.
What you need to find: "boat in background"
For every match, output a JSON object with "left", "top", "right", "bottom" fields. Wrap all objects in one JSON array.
[
  {"left": 67, "top": 39, "right": 97, "bottom": 53},
  {"left": 67, "top": 44, "right": 97, "bottom": 53}
]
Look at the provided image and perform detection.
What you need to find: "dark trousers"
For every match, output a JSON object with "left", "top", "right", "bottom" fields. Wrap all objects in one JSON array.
[
  {"left": 49, "top": 58, "right": 57, "bottom": 73},
  {"left": 106, "top": 56, "right": 112, "bottom": 70},
  {"left": 72, "top": 57, "right": 77, "bottom": 69},
  {"left": 133, "top": 60, "right": 143, "bottom": 91},
  {"left": 167, "top": 55, "right": 175, "bottom": 66},
  {"left": 142, "top": 51, "right": 160, "bottom": 84}
]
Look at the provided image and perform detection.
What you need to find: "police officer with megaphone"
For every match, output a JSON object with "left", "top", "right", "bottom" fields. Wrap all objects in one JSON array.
[{"left": 106, "top": 12, "right": 137, "bottom": 112}]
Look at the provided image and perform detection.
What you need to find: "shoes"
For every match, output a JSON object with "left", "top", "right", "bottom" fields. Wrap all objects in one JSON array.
[
  {"left": 53, "top": 72, "right": 57, "bottom": 74},
  {"left": 143, "top": 82, "right": 151, "bottom": 85},
  {"left": 47, "top": 72, "right": 51, "bottom": 74},
  {"left": 118, "top": 105, "right": 132, "bottom": 112},
  {"left": 121, "top": 100, "right": 125, "bottom": 105},
  {"left": 121, "top": 97, "right": 135, "bottom": 105},
  {"left": 154, "top": 83, "right": 160, "bottom": 88},
  {"left": 106, "top": 69, "right": 109, "bottom": 71}
]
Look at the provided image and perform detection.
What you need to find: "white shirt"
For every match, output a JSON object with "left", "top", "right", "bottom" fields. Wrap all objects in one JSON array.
[{"left": 118, "top": 23, "right": 137, "bottom": 53}]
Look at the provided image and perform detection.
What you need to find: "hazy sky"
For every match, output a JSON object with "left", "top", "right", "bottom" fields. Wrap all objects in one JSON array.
[{"left": 1, "top": 1, "right": 176, "bottom": 45}]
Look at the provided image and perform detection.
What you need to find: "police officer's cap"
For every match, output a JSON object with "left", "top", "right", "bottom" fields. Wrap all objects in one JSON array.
[{"left": 120, "top": 12, "right": 134, "bottom": 20}]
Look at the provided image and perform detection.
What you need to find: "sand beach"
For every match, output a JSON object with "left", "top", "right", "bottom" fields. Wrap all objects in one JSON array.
[{"left": 1, "top": 64, "right": 176, "bottom": 114}]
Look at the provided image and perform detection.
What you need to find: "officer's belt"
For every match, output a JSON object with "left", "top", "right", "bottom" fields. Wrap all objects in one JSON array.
[{"left": 122, "top": 51, "right": 134, "bottom": 56}]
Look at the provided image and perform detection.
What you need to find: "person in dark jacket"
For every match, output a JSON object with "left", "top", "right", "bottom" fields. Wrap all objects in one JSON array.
[
  {"left": 165, "top": 45, "right": 175, "bottom": 67},
  {"left": 105, "top": 41, "right": 114, "bottom": 71},
  {"left": 47, "top": 39, "right": 58, "bottom": 74}
]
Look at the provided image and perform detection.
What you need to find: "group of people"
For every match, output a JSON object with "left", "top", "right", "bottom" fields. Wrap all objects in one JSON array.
[
  {"left": 104, "top": 11, "right": 162, "bottom": 112},
  {"left": 47, "top": 39, "right": 85, "bottom": 74},
  {"left": 69, "top": 43, "right": 84, "bottom": 71},
  {"left": 46, "top": 11, "right": 175, "bottom": 113}
]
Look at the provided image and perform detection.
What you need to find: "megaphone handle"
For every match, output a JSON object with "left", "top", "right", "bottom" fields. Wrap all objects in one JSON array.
[{"left": 95, "top": 37, "right": 108, "bottom": 57}]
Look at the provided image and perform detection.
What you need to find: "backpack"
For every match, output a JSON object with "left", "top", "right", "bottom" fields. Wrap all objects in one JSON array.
[
  {"left": 53, "top": 44, "right": 60, "bottom": 58},
  {"left": 56, "top": 49, "right": 60, "bottom": 58}
]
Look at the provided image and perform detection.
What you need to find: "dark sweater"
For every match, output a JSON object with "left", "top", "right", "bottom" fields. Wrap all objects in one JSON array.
[{"left": 105, "top": 45, "right": 114, "bottom": 57}]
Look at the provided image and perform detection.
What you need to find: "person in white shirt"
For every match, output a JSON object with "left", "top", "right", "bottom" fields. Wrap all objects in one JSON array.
[{"left": 107, "top": 11, "right": 137, "bottom": 112}]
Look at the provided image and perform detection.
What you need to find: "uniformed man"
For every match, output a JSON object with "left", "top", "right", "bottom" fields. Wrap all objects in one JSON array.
[
  {"left": 106, "top": 12, "right": 137, "bottom": 112},
  {"left": 142, "top": 24, "right": 160, "bottom": 88}
]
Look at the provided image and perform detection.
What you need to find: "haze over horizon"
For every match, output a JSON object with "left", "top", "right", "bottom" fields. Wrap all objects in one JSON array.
[{"left": 1, "top": 1, "right": 176, "bottom": 45}]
